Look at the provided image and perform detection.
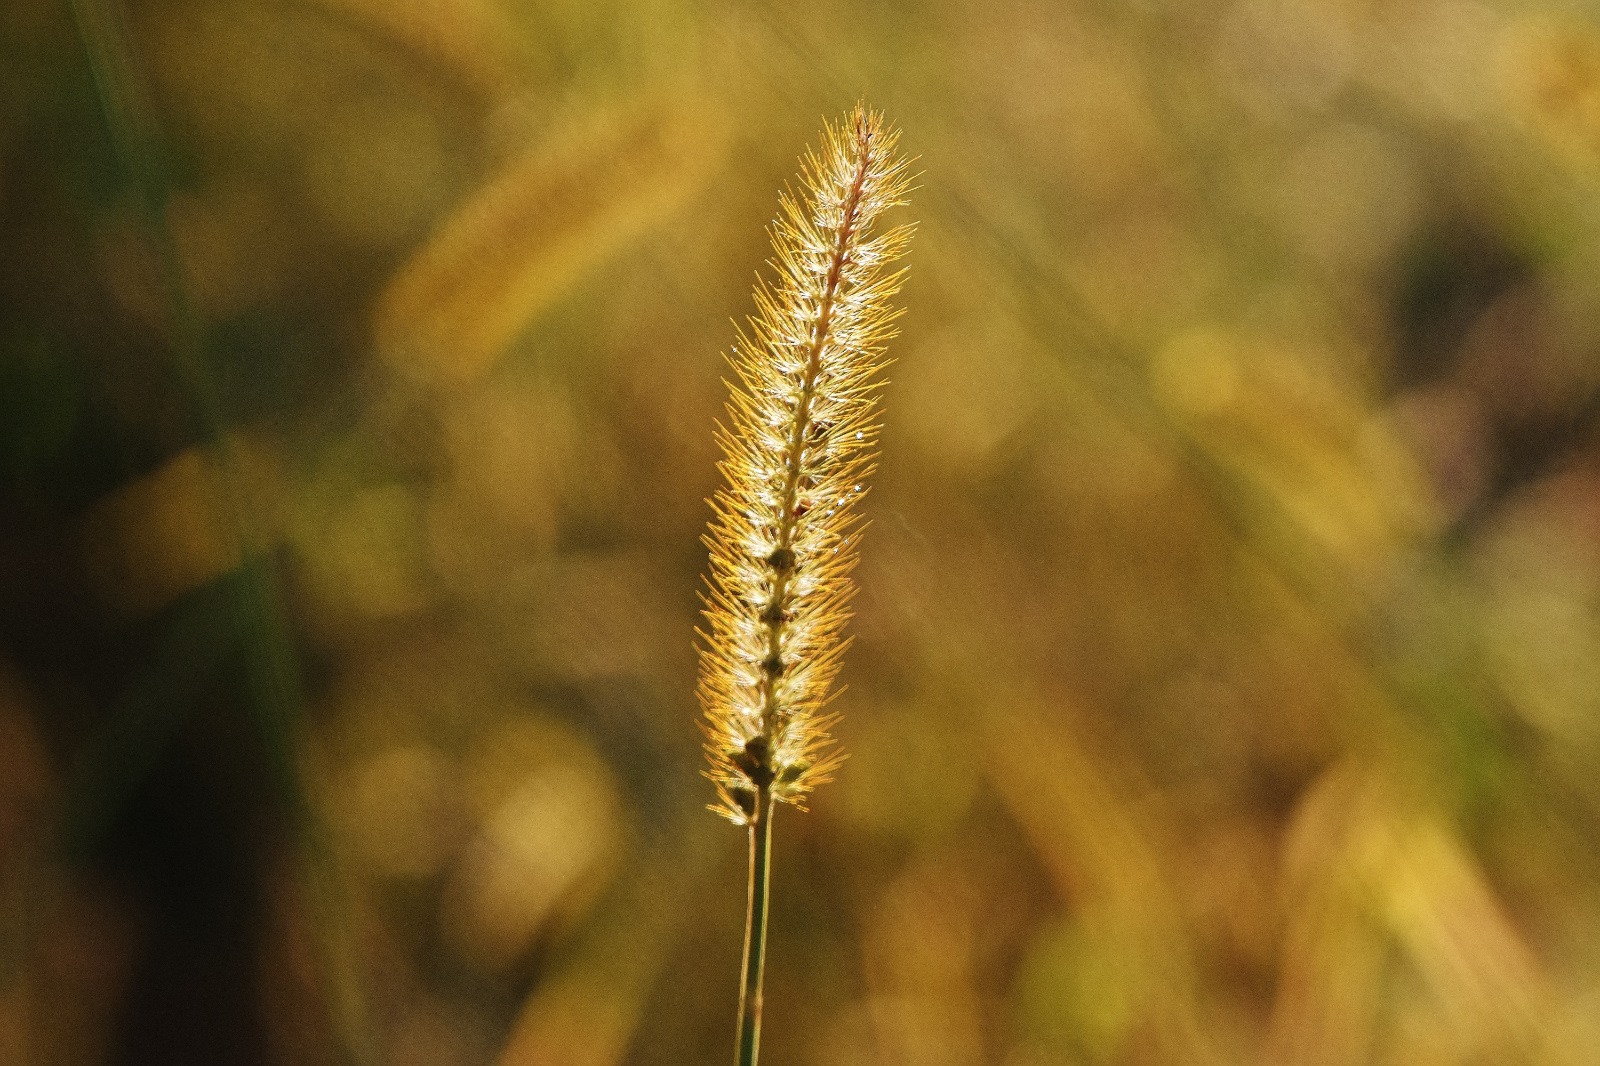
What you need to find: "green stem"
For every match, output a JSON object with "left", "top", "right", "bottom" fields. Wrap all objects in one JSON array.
[{"left": 735, "top": 788, "right": 774, "bottom": 1066}]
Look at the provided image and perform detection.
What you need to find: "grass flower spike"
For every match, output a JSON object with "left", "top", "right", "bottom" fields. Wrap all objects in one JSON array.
[
  {"left": 699, "top": 107, "right": 912, "bottom": 822},
  {"left": 698, "top": 105, "right": 913, "bottom": 1066}
]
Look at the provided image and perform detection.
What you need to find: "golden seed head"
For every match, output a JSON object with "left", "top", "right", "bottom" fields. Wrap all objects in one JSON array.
[{"left": 697, "top": 106, "right": 914, "bottom": 824}]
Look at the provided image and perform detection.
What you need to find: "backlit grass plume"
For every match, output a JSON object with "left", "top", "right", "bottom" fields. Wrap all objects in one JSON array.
[{"left": 697, "top": 105, "right": 913, "bottom": 1066}]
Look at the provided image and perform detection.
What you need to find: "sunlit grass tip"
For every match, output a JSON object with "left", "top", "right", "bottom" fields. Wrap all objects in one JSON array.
[{"left": 697, "top": 105, "right": 914, "bottom": 825}]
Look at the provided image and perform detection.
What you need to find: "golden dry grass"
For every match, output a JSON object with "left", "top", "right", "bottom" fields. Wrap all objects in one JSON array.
[
  {"left": 4, "top": 0, "right": 1600, "bottom": 1065},
  {"left": 698, "top": 106, "right": 912, "bottom": 825}
]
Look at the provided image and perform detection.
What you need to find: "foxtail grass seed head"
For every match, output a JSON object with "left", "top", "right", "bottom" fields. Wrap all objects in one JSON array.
[{"left": 698, "top": 106, "right": 914, "bottom": 825}]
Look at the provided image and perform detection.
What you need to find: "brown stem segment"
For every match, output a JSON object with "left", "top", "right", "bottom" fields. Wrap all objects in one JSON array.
[{"left": 735, "top": 787, "right": 775, "bottom": 1066}]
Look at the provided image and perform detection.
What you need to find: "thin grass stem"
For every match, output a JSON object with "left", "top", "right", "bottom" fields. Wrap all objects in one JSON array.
[{"left": 735, "top": 787, "right": 774, "bottom": 1066}]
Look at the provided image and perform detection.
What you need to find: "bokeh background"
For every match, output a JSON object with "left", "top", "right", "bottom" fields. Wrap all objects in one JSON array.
[{"left": 5, "top": 0, "right": 1600, "bottom": 1062}]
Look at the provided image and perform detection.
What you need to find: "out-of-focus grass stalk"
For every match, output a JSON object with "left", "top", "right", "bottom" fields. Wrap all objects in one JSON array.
[
  {"left": 64, "top": 2, "right": 372, "bottom": 1061},
  {"left": 697, "top": 106, "right": 913, "bottom": 1066}
]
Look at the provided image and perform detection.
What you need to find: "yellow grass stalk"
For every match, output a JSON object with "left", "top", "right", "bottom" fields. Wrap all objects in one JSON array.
[{"left": 696, "top": 105, "right": 914, "bottom": 1066}]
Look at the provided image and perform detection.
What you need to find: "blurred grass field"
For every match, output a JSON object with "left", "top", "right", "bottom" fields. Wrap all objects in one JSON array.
[{"left": 5, "top": 0, "right": 1600, "bottom": 1063}]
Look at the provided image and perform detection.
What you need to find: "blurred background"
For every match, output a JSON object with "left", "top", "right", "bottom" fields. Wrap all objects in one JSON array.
[{"left": 4, "top": 0, "right": 1600, "bottom": 1062}]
